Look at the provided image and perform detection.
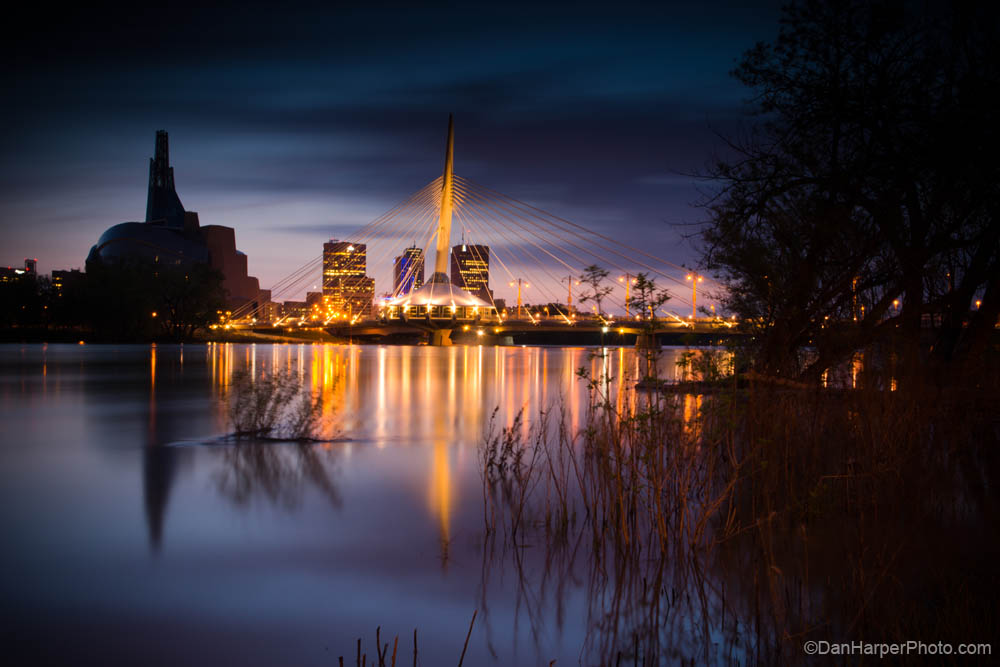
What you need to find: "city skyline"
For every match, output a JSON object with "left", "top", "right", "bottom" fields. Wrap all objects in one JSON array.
[{"left": 1, "top": 1, "right": 784, "bottom": 303}]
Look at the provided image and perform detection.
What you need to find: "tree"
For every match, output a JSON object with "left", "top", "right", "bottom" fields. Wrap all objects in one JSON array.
[
  {"left": 577, "top": 265, "right": 613, "bottom": 320},
  {"left": 701, "top": 0, "right": 1000, "bottom": 382},
  {"left": 155, "top": 263, "right": 226, "bottom": 339},
  {"left": 626, "top": 273, "right": 670, "bottom": 326},
  {"left": 84, "top": 257, "right": 225, "bottom": 340}
]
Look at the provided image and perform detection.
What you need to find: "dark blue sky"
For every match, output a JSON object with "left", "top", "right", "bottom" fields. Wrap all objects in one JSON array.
[{"left": 1, "top": 0, "right": 783, "bottom": 303}]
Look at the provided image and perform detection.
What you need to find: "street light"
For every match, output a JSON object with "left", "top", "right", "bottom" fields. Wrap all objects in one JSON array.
[
  {"left": 562, "top": 275, "right": 580, "bottom": 313},
  {"left": 685, "top": 273, "right": 703, "bottom": 319},
  {"left": 509, "top": 278, "right": 529, "bottom": 319},
  {"left": 619, "top": 273, "right": 637, "bottom": 317}
]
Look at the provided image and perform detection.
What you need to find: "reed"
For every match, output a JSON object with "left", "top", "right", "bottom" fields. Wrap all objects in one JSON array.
[
  {"left": 477, "top": 346, "right": 1000, "bottom": 664},
  {"left": 226, "top": 367, "right": 323, "bottom": 440},
  {"left": 335, "top": 619, "right": 488, "bottom": 667}
]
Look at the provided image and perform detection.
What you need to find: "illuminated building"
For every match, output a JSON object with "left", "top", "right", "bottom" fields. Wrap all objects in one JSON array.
[
  {"left": 51, "top": 269, "right": 83, "bottom": 296},
  {"left": 280, "top": 300, "right": 310, "bottom": 319},
  {"left": 323, "top": 240, "right": 375, "bottom": 319},
  {"left": 1, "top": 259, "right": 37, "bottom": 283},
  {"left": 393, "top": 246, "right": 425, "bottom": 295},
  {"left": 450, "top": 243, "right": 492, "bottom": 303}
]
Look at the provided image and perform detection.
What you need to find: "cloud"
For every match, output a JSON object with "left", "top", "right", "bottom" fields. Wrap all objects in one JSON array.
[{"left": 637, "top": 174, "right": 705, "bottom": 187}]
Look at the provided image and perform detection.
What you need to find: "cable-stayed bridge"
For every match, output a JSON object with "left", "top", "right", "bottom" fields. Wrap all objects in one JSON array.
[{"left": 230, "top": 116, "right": 736, "bottom": 345}]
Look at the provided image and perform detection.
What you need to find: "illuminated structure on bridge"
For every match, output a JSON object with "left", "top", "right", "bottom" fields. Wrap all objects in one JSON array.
[{"left": 381, "top": 116, "right": 496, "bottom": 345}]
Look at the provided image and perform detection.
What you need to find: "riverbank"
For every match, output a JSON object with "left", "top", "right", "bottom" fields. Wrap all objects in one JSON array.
[{"left": 0, "top": 326, "right": 348, "bottom": 345}]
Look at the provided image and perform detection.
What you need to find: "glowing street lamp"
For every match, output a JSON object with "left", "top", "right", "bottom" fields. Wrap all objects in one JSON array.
[
  {"left": 619, "top": 273, "right": 637, "bottom": 316},
  {"left": 685, "top": 273, "right": 703, "bottom": 319},
  {"left": 509, "top": 278, "right": 529, "bottom": 319},
  {"left": 563, "top": 275, "right": 580, "bottom": 311}
]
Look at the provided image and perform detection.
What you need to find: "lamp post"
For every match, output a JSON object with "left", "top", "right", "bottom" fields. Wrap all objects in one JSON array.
[
  {"left": 509, "top": 278, "right": 529, "bottom": 319},
  {"left": 685, "top": 273, "right": 703, "bottom": 320},
  {"left": 619, "top": 273, "right": 636, "bottom": 317},
  {"left": 562, "top": 275, "right": 580, "bottom": 314}
]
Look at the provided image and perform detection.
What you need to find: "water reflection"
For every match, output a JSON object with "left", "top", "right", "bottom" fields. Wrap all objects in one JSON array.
[
  {"left": 76, "top": 344, "right": 199, "bottom": 554},
  {"left": 143, "top": 446, "right": 178, "bottom": 551},
  {"left": 429, "top": 441, "right": 452, "bottom": 567},
  {"left": 3, "top": 342, "right": 741, "bottom": 665},
  {"left": 214, "top": 442, "right": 342, "bottom": 510}
]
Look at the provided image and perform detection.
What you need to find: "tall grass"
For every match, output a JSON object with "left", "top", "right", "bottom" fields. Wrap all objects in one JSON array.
[
  {"left": 218, "top": 367, "right": 340, "bottom": 509},
  {"left": 227, "top": 368, "right": 324, "bottom": 440},
  {"left": 478, "top": 347, "right": 1000, "bottom": 664}
]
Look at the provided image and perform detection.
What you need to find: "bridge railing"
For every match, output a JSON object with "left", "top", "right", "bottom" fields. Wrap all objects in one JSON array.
[{"left": 380, "top": 303, "right": 501, "bottom": 322}]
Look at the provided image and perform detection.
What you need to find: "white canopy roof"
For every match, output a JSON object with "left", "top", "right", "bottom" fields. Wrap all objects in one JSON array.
[{"left": 386, "top": 272, "right": 491, "bottom": 308}]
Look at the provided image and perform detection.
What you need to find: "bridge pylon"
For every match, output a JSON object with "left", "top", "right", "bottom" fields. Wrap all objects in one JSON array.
[{"left": 382, "top": 116, "right": 498, "bottom": 344}]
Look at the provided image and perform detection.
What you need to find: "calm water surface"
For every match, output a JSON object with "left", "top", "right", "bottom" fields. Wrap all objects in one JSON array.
[{"left": 0, "top": 343, "right": 697, "bottom": 666}]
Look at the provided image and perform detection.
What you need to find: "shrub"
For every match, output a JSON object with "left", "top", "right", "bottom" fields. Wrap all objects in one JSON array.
[{"left": 227, "top": 368, "right": 323, "bottom": 440}]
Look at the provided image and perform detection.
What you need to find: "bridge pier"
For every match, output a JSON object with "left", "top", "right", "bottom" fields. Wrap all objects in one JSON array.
[
  {"left": 430, "top": 329, "right": 453, "bottom": 346},
  {"left": 635, "top": 332, "right": 658, "bottom": 349}
]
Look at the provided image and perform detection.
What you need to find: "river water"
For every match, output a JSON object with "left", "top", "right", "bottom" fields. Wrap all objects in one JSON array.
[{"left": 0, "top": 342, "right": 705, "bottom": 666}]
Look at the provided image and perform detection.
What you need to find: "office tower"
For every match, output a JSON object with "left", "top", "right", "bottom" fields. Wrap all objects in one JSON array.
[
  {"left": 323, "top": 240, "right": 375, "bottom": 319},
  {"left": 450, "top": 243, "right": 492, "bottom": 303},
  {"left": 393, "top": 246, "right": 425, "bottom": 295}
]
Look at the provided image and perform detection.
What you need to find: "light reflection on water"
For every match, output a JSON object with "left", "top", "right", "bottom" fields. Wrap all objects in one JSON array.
[{"left": 0, "top": 342, "right": 711, "bottom": 666}]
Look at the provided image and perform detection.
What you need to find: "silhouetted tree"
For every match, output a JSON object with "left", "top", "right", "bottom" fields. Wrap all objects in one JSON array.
[
  {"left": 578, "top": 265, "right": 613, "bottom": 319},
  {"left": 156, "top": 262, "right": 226, "bottom": 339},
  {"left": 701, "top": 0, "right": 1000, "bottom": 382},
  {"left": 84, "top": 257, "right": 225, "bottom": 340},
  {"left": 626, "top": 273, "right": 670, "bottom": 326}
]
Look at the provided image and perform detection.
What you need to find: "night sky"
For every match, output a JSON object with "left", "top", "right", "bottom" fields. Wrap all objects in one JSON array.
[{"left": 2, "top": 1, "right": 783, "bottom": 302}]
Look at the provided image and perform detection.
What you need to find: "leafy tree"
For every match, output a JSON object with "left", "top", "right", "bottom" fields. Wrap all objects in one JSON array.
[
  {"left": 577, "top": 264, "right": 613, "bottom": 319},
  {"left": 701, "top": 0, "right": 1000, "bottom": 382},
  {"left": 626, "top": 272, "right": 670, "bottom": 327},
  {"left": 156, "top": 262, "right": 226, "bottom": 339}
]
